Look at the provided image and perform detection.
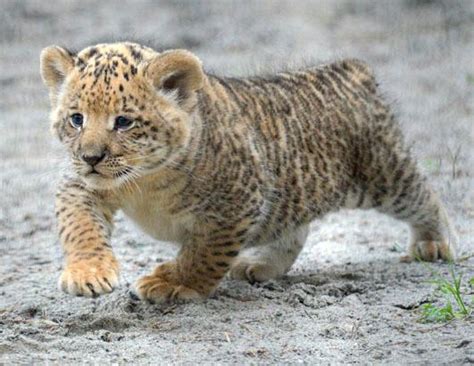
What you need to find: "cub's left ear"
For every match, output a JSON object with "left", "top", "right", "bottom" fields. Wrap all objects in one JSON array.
[
  {"left": 40, "top": 46, "right": 75, "bottom": 93},
  {"left": 144, "top": 50, "right": 204, "bottom": 109}
]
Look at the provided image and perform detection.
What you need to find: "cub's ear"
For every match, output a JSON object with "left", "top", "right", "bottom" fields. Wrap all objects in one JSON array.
[
  {"left": 144, "top": 49, "right": 204, "bottom": 109},
  {"left": 40, "top": 46, "right": 75, "bottom": 92}
]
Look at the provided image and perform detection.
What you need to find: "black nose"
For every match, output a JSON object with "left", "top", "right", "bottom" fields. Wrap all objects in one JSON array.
[{"left": 82, "top": 152, "right": 106, "bottom": 166}]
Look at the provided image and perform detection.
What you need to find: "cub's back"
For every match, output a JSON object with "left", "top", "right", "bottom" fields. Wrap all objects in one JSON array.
[{"left": 212, "top": 59, "right": 393, "bottom": 177}]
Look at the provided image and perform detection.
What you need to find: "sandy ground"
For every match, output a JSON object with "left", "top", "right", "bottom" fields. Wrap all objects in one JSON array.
[{"left": 1, "top": 0, "right": 473, "bottom": 364}]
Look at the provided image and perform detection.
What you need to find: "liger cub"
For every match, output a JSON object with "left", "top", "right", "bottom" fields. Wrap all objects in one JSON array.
[{"left": 40, "top": 42, "right": 457, "bottom": 303}]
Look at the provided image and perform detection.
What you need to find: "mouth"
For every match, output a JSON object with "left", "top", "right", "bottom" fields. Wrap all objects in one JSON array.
[
  {"left": 79, "top": 165, "right": 139, "bottom": 190},
  {"left": 87, "top": 168, "right": 101, "bottom": 176},
  {"left": 83, "top": 167, "right": 129, "bottom": 180}
]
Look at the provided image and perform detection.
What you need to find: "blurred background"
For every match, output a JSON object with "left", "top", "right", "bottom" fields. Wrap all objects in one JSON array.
[{"left": 0, "top": 1, "right": 473, "bottom": 364}]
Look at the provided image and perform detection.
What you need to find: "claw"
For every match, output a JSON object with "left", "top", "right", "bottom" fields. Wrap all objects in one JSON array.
[{"left": 128, "top": 290, "right": 140, "bottom": 301}]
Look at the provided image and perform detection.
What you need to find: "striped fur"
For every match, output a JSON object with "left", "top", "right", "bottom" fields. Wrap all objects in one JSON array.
[{"left": 40, "top": 42, "right": 456, "bottom": 302}]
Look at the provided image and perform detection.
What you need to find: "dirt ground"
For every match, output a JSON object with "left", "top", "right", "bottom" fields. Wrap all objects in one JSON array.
[{"left": 1, "top": 0, "right": 473, "bottom": 364}]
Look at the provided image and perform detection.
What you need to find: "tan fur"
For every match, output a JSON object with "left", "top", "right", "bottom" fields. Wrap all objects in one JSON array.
[{"left": 41, "top": 42, "right": 457, "bottom": 302}]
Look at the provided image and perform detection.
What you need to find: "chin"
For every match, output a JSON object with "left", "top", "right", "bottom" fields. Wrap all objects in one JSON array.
[{"left": 80, "top": 173, "right": 123, "bottom": 190}]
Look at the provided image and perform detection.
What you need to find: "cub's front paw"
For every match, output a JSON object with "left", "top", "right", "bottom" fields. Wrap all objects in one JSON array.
[
  {"left": 59, "top": 258, "right": 120, "bottom": 297},
  {"left": 134, "top": 262, "right": 204, "bottom": 303}
]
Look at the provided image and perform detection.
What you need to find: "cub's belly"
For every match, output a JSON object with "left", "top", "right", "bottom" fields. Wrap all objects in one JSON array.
[{"left": 121, "top": 204, "right": 193, "bottom": 244}]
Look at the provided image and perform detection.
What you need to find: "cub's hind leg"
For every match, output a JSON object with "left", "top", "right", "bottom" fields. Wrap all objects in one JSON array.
[
  {"left": 369, "top": 154, "right": 457, "bottom": 262},
  {"left": 383, "top": 180, "right": 456, "bottom": 262},
  {"left": 229, "top": 225, "right": 309, "bottom": 283},
  {"left": 346, "top": 105, "right": 457, "bottom": 263}
]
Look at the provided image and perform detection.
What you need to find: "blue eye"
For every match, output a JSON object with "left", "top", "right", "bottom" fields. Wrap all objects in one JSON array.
[
  {"left": 70, "top": 113, "right": 84, "bottom": 128},
  {"left": 115, "top": 116, "right": 134, "bottom": 130}
]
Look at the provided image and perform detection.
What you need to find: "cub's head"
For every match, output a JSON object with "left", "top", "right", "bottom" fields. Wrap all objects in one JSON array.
[{"left": 40, "top": 42, "right": 204, "bottom": 189}]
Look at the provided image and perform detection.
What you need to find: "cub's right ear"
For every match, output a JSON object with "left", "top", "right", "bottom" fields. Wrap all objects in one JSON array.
[{"left": 40, "top": 46, "right": 75, "bottom": 92}]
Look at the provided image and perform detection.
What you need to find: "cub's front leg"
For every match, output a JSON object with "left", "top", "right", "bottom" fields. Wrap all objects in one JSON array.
[
  {"left": 135, "top": 224, "right": 245, "bottom": 303},
  {"left": 55, "top": 179, "right": 119, "bottom": 297}
]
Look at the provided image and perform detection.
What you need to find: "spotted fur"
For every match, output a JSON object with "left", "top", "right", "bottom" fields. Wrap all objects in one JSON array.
[{"left": 40, "top": 42, "right": 457, "bottom": 302}]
